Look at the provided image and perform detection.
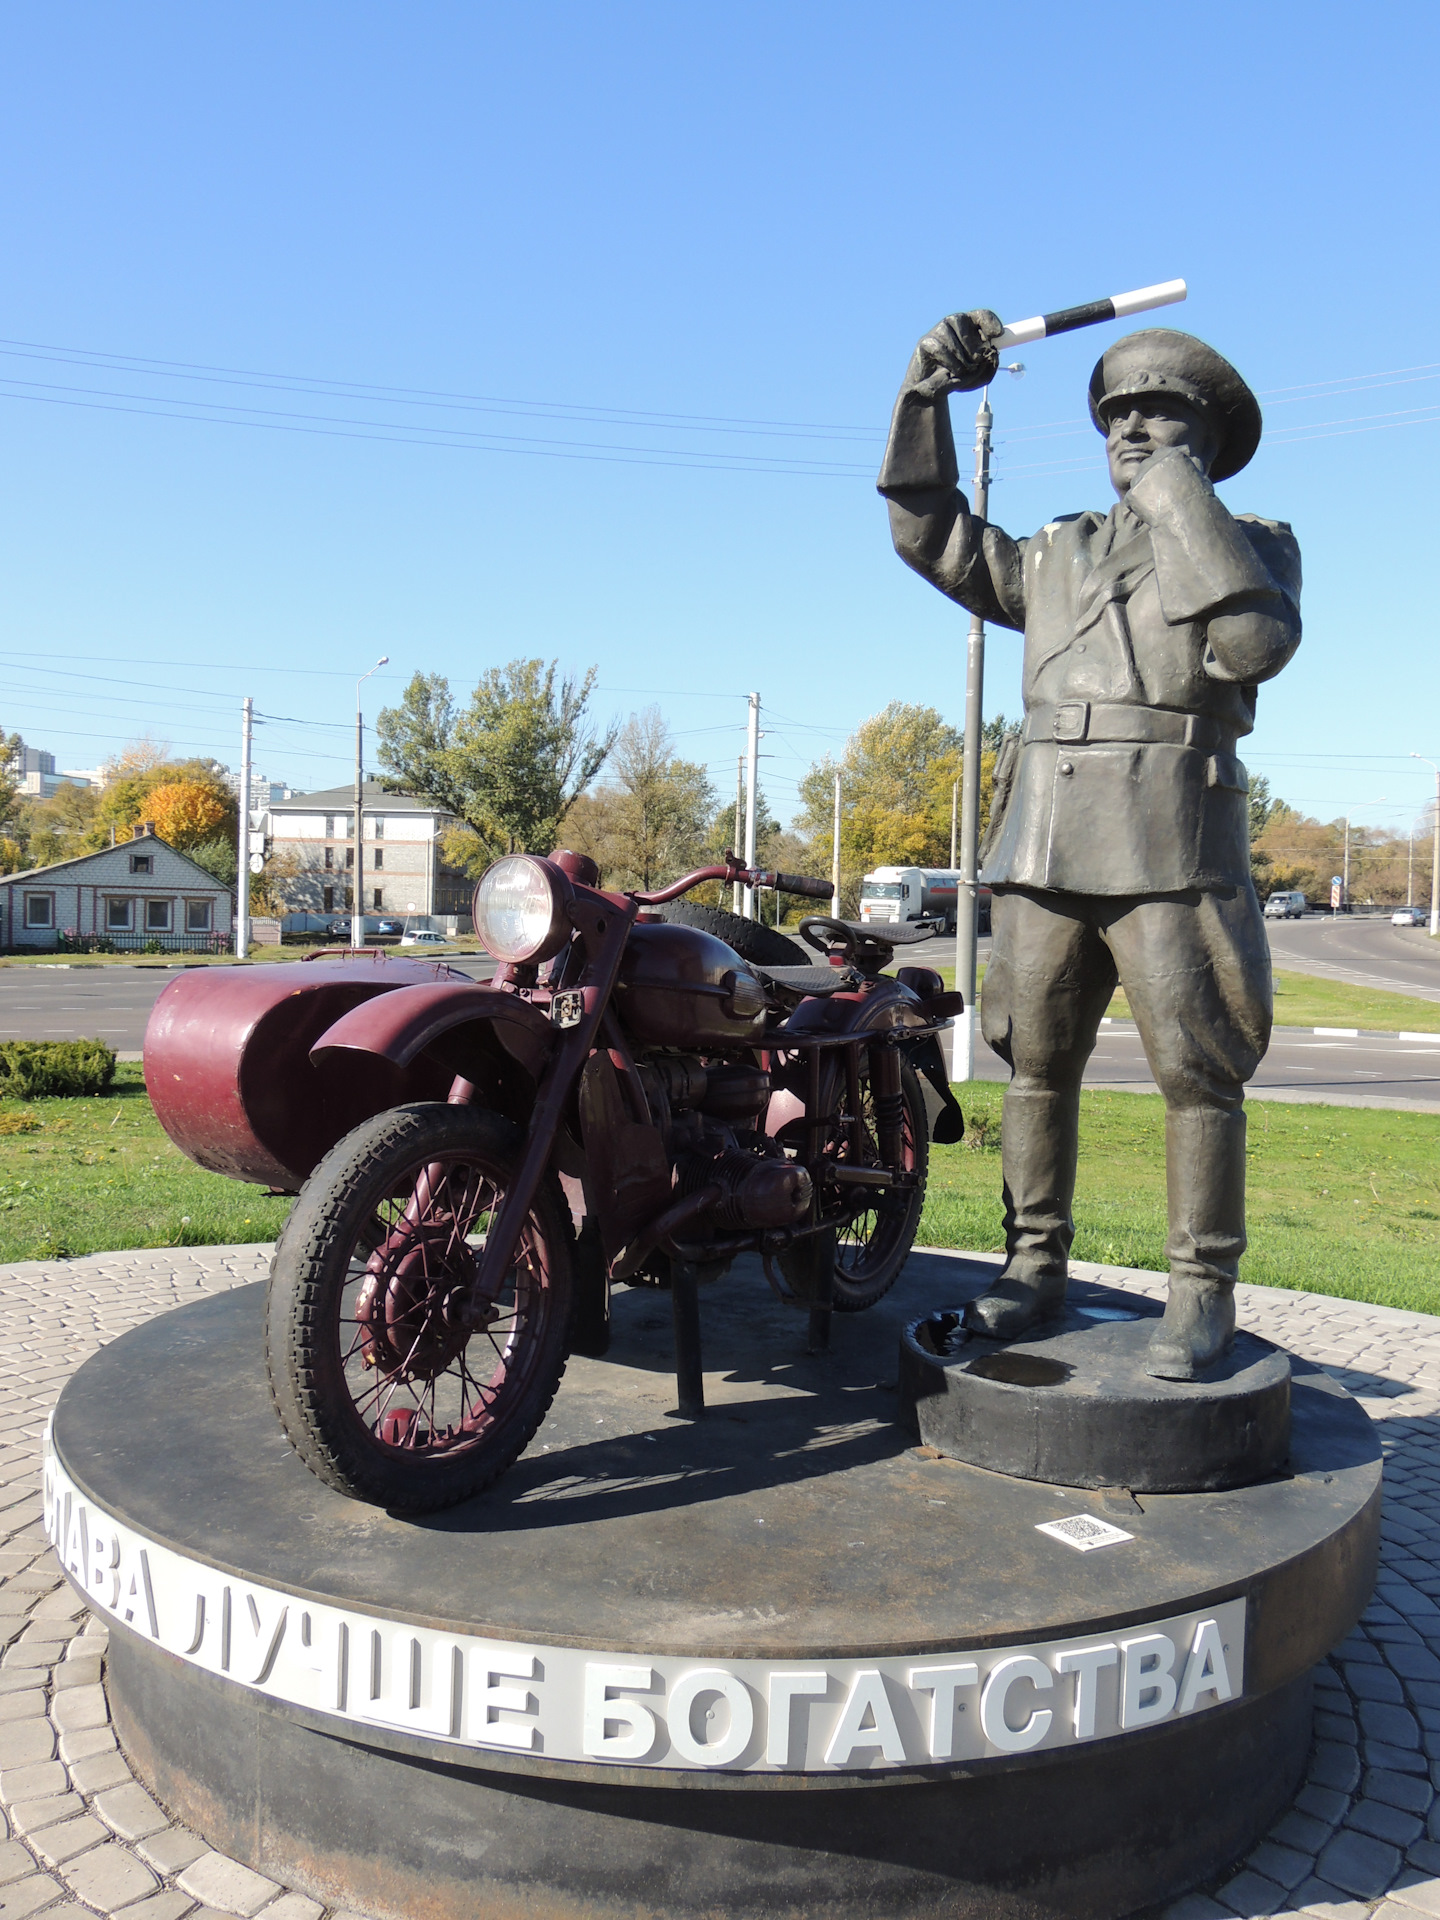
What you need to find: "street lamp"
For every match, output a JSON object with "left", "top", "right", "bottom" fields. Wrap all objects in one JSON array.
[
  {"left": 1413, "top": 754, "right": 1440, "bottom": 938},
  {"left": 352, "top": 657, "right": 389, "bottom": 948}
]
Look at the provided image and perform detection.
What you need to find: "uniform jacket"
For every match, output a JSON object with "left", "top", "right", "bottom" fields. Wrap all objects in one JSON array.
[{"left": 879, "top": 390, "right": 1302, "bottom": 895}]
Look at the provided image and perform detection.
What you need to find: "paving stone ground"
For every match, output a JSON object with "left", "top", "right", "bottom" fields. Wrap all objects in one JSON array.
[{"left": 0, "top": 1244, "right": 1438, "bottom": 1917}]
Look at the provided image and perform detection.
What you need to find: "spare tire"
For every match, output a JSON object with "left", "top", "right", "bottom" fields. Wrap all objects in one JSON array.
[{"left": 658, "top": 901, "right": 809, "bottom": 967}]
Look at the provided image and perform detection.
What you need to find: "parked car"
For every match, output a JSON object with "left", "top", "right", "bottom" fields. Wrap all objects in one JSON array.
[
  {"left": 374, "top": 919, "right": 403, "bottom": 935},
  {"left": 399, "top": 928, "right": 448, "bottom": 946},
  {"left": 1264, "top": 890, "right": 1307, "bottom": 920},
  {"left": 1392, "top": 906, "right": 1429, "bottom": 927}
]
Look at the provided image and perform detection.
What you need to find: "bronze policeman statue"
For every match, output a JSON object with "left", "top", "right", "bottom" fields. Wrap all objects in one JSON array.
[{"left": 878, "top": 313, "right": 1301, "bottom": 1379}]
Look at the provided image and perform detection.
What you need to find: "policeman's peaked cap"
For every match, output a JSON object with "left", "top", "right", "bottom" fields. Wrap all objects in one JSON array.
[{"left": 1088, "top": 329, "right": 1262, "bottom": 482}]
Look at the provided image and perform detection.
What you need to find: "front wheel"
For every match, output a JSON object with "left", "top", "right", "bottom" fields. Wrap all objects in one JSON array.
[{"left": 265, "top": 1103, "right": 573, "bottom": 1511}]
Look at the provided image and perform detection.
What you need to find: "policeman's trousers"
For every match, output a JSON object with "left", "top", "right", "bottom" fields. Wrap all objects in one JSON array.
[{"left": 980, "top": 884, "right": 1272, "bottom": 1289}]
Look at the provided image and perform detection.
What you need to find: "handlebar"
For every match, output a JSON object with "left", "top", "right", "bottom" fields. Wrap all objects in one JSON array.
[
  {"left": 754, "top": 870, "right": 834, "bottom": 899},
  {"left": 630, "top": 860, "right": 834, "bottom": 907}
]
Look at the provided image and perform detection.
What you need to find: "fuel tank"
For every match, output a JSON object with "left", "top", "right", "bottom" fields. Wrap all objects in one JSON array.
[
  {"left": 143, "top": 954, "right": 463, "bottom": 1189},
  {"left": 613, "top": 922, "right": 767, "bottom": 1050}
]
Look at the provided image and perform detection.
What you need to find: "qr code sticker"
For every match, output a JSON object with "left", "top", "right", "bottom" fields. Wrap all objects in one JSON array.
[{"left": 1035, "top": 1515, "right": 1134, "bottom": 1552}]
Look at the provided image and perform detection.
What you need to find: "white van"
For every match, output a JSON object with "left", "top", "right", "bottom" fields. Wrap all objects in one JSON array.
[{"left": 1263, "top": 890, "right": 1307, "bottom": 920}]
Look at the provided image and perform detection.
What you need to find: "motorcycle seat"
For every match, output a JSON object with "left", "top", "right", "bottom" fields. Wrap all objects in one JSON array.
[
  {"left": 756, "top": 964, "right": 859, "bottom": 997},
  {"left": 849, "top": 920, "right": 938, "bottom": 945}
]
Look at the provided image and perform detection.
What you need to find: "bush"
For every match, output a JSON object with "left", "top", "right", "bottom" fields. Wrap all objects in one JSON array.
[
  {"left": 57, "top": 931, "right": 119, "bottom": 955},
  {"left": 0, "top": 1041, "right": 117, "bottom": 1099}
]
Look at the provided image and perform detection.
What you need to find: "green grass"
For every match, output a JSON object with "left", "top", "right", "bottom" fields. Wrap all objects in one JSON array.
[
  {"left": 921, "top": 1081, "right": 1440, "bottom": 1316},
  {"left": 0, "top": 1064, "right": 291, "bottom": 1263},
  {"left": 4, "top": 1066, "right": 1439, "bottom": 1324}
]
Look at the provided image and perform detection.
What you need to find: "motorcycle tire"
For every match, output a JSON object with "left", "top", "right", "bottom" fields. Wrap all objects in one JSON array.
[
  {"left": 780, "top": 1058, "right": 929, "bottom": 1312},
  {"left": 658, "top": 900, "right": 809, "bottom": 967},
  {"left": 265, "top": 1102, "right": 574, "bottom": 1512}
]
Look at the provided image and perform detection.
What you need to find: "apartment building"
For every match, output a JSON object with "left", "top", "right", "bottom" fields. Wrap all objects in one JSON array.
[{"left": 266, "top": 782, "right": 474, "bottom": 923}]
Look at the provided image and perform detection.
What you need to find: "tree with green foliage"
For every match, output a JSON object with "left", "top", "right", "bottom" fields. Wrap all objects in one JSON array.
[
  {"left": 562, "top": 709, "right": 715, "bottom": 890},
  {"left": 795, "top": 702, "right": 982, "bottom": 910},
  {"left": 14, "top": 781, "right": 100, "bottom": 869},
  {"left": 378, "top": 660, "right": 614, "bottom": 869},
  {"left": 1247, "top": 772, "right": 1288, "bottom": 886}
]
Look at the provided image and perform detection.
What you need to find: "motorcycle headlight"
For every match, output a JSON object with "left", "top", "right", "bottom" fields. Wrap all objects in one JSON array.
[{"left": 472, "top": 855, "right": 572, "bottom": 964}]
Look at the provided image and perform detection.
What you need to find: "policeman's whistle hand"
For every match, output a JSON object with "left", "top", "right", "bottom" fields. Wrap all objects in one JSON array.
[{"left": 909, "top": 310, "right": 1001, "bottom": 400}]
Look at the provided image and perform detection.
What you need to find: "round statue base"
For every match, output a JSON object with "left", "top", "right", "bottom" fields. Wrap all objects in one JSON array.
[
  {"left": 45, "top": 1255, "right": 1380, "bottom": 1920},
  {"left": 899, "top": 1289, "right": 1292, "bottom": 1491}
]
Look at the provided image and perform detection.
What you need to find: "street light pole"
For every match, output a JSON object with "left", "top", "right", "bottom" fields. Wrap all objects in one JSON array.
[
  {"left": 953, "top": 387, "right": 993, "bottom": 1080},
  {"left": 831, "top": 772, "right": 842, "bottom": 918},
  {"left": 352, "top": 657, "right": 389, "bottom": 948},
  {"left": 236, "top": 697, "right": 253, "bottom": 960},
  {"left": 1414, "top": 755, "right": 1440, "bottom": 937},
  {"left": 743, "top": 692, "right": 760, "bottom": 919}
]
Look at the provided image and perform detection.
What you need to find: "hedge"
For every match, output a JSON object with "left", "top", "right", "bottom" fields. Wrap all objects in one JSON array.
[{"left": 0, "top": 1041, "right": 118, "bottom": 1099}]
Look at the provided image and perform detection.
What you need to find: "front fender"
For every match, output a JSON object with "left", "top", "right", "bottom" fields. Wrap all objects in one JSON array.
[{"left": 311, "top": 981, "right": 555, "bottom": 1079}]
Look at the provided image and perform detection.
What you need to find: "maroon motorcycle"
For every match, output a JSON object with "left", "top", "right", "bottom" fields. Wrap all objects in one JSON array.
[{"left": 145, "top": 849, "right": 964, "bottom": 1511}]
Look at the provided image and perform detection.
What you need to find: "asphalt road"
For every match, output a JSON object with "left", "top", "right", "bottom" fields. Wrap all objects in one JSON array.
[
  {"left": 970, "top": 1019, "right": 1440, "bottom": 1113},
  {"left": 0, "top": 955, "right": 497, "bottom": 1053},
  {"left": 1263, "top": 913, "right": 1440, "bottom": 1001},
  {"left": 2, "top": 954, "right": 1439, "bottom": 1112}
]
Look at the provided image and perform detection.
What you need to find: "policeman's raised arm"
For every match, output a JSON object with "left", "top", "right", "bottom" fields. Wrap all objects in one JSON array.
[{"left": 876, "top": 311, "right": 1026, "bottom": 631}]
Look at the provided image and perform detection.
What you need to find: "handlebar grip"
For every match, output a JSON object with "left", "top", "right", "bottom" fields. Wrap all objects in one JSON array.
[{"left": 773, "top": 872, "right": 835, "bottom": 899}]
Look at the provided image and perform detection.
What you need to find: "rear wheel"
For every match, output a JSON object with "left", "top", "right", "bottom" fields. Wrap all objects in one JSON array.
[
  {"left": 265, "top": 1103, "right": 573, "bottom": 1511},
  {"left": 831, "top": 1057, "right": 928, "bottom": 1309},
  {"left": 779, "top": 1058, "right": 928, "bottom": 1312}
]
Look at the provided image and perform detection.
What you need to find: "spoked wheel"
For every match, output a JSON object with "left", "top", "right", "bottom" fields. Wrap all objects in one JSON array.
[
  {"left": 831, "top": 1058, "right": 928, "bottom": 1311},
  {"left": 265, "top": 1103, "right": 573, "bottom": 1511}
]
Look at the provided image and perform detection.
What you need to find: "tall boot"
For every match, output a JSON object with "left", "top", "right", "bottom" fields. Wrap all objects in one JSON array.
[
  {"left": 966, "top": 1084, "right": 1078, "bottom": 1338},
  {"left": 1145, "top": 1105, "right": 1247, "bottom": 1380}
]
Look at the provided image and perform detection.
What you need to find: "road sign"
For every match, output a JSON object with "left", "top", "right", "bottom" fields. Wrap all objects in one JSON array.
[
  {"left": 1331, "top": 876, "right": 1343, "bottom": 887},
  {"left": 249, "top": 852, "right": 265, "bottom": 875},
  {"left": 1330, "top": 880, "right": 1344, "bottom": 909}
]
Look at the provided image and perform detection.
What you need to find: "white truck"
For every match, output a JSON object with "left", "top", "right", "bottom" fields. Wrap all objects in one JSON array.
[{"left": 858, "top": 866, "right": 991, "bottom": 936}]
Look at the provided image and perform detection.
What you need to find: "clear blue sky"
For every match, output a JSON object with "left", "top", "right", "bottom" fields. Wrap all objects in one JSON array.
[{"left": 3, "top": 1, "right": 1437, "bottom": 841}]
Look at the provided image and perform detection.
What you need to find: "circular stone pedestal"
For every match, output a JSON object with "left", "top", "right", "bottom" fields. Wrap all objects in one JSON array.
[
  {"left": 899, "top": 1286, "right": 1292, "bottom": 1491},
  {"left": 44, "top": 1255, "right": 1380, "bottom": 1920}
]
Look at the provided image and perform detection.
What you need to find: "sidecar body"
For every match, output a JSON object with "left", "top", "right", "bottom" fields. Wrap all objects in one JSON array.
[{"left": 143, "top": 954, "right": 477, "bottom": 1190}]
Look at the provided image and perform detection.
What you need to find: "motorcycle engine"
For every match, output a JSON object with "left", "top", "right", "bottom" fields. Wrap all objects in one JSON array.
[{"left": 634, "top": 1056, "right": 812, "bottom": 1232}]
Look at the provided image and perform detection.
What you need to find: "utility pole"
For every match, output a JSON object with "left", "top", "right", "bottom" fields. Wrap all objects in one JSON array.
[
  {"left": 953, "top": 389, "right": 993, "bottom": 1080},
  {"left": 743, "top": 692, "right": 760, "bottom": 919},
  {"left": 733, "top": 755, "right": 744, "bottom": 914},
  {"left": 236, "top": 697, "right": 253, "bottom": 960},
  {"left": 1409, "top": 829, "right": 1415, "bottom": 909},
  {"left": 352, "top": 657, "right": 389, "bottom": 949},
  {"left": 831, "top": 772, "right": 842, "bottom": 917},
  {"left": 950, "top": 781, "right": 958, "bottom": 871},
  {"left": 1415, "top": 755, "right": 1440, "bottom": 937}
]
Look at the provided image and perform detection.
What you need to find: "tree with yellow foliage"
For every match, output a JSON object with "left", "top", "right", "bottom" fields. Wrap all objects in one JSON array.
[
  {"left": 794, "top": 702, "right": 1007, "bottom": 913},
  {"left": 143, "top": 782, "right": 234, "bottom": 850},
  {"left": 85, "top": 746, "right": 237, "bottom": 856}
]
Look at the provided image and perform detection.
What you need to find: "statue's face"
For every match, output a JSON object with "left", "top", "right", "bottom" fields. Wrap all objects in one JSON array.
[{"left": 1104, "top": 395, "right": 1219, "bottom": 496}]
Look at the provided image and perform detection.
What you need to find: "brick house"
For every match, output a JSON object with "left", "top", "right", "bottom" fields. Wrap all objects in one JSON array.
[
  {"left": 266, "top": 782, "right": 474, "bottom": 926},
  {"left": 0, "top": 826, "right": 235, "bottom": 952}
]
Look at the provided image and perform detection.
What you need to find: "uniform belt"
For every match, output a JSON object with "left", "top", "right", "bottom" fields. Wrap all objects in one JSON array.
[{"left": 1023, "top": 702, "right": 1232, "bottom": 753}]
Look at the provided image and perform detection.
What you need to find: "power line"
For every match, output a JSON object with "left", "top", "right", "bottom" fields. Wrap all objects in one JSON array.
[
  {"left": 0, "top": 383, "right": 874, "bottom": 479},
  {"left": 0, "top": 335, "right": 882, "bottom": 440}
]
